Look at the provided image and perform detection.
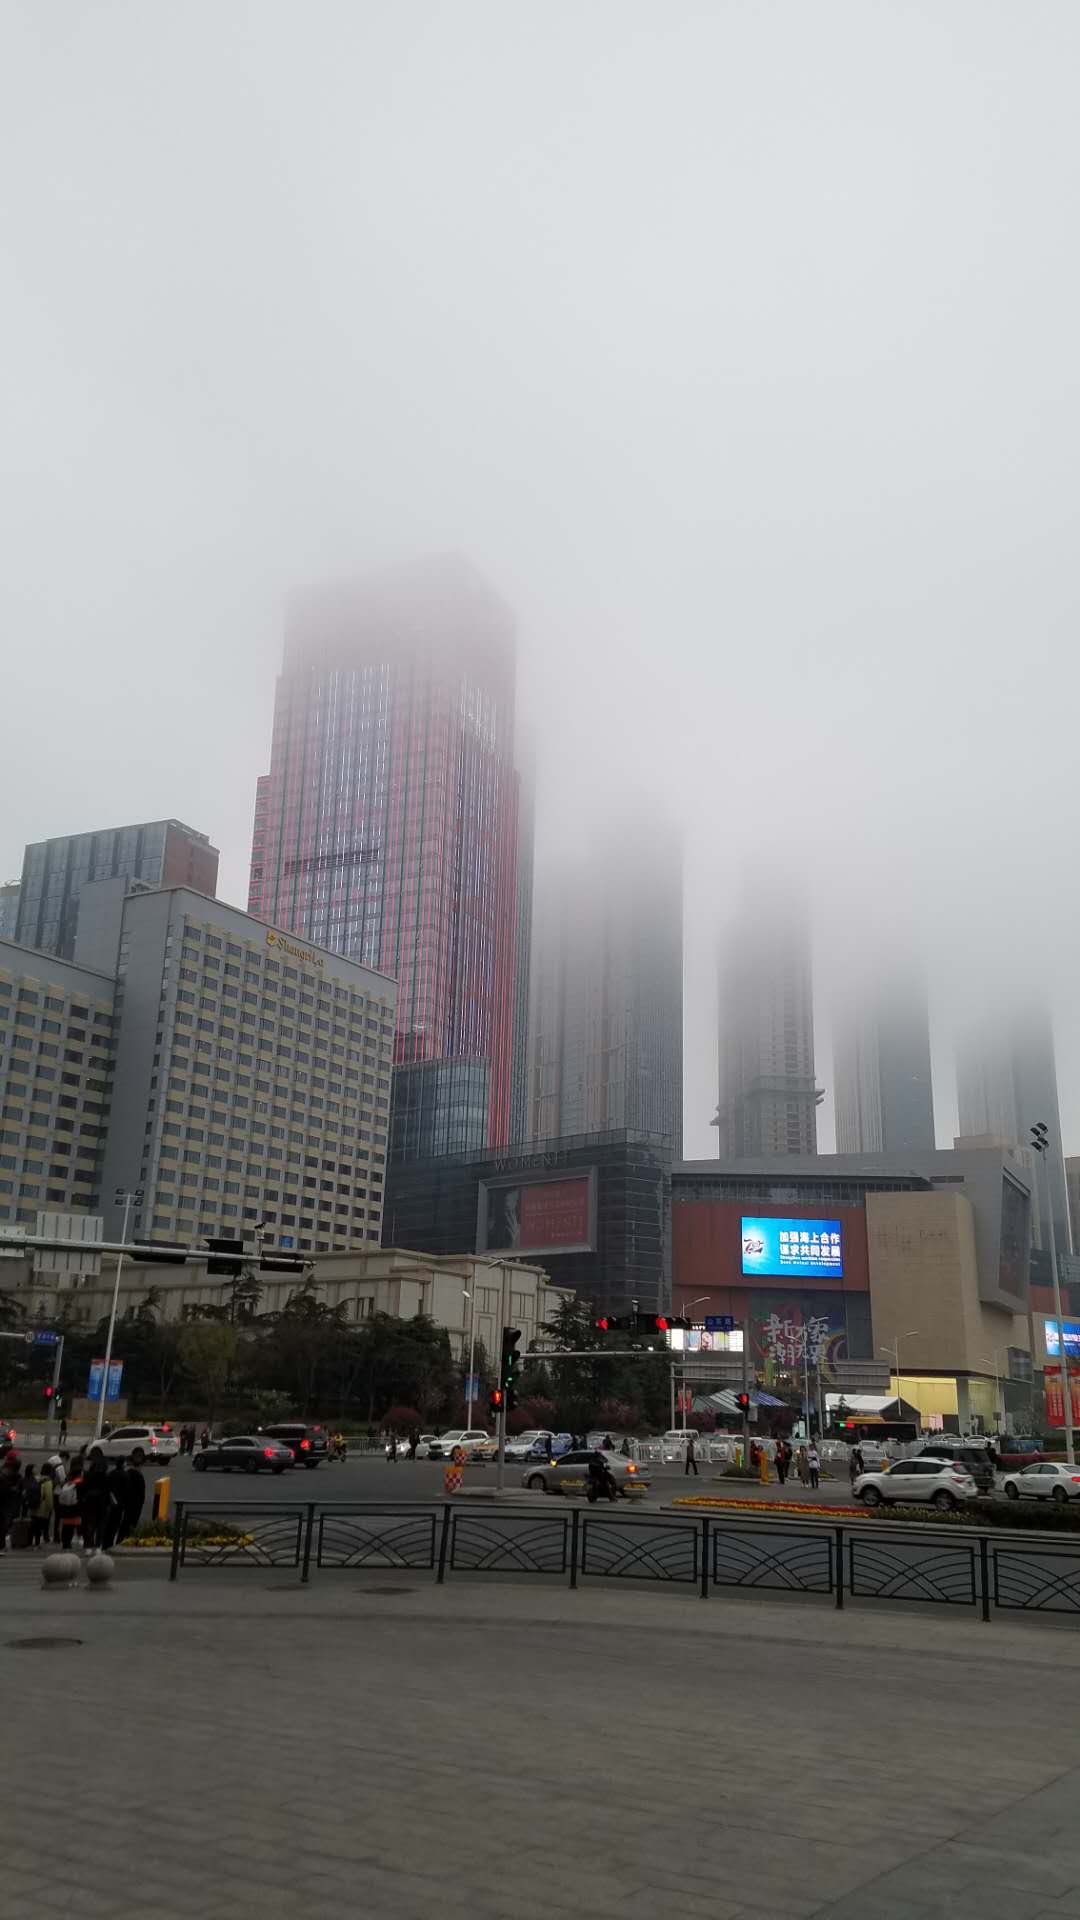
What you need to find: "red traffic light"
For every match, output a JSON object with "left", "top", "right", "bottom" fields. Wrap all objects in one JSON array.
[
  {"left": 655, "top": 1316, "right": 670, "bottom": 1332},
  {"left": 735, "top": 1392, "right": 751, "bottom": 1413},
  {"left": 43, "top": 1385, "right": 54, "bottom": 1399},
  {"left": 491, "top": 1389, "right": 504, "bottom": 1408},
  {"left": 594, "top": 1317, "right": 610, "bottom": 1332}
]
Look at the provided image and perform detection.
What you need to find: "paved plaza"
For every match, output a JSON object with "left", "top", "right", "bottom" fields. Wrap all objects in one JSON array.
[{"left": 3, "top": 1553, "right": 1080, "bottom": 1919}]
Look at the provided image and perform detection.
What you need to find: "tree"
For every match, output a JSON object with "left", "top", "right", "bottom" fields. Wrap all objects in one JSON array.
[{"left": 179, "top": 1323, "right": 242, "bottom": 1424}]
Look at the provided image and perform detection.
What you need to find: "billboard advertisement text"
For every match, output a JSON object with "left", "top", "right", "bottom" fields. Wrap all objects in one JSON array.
[
  {"left": 741, "top": 1217, "right": 843, "bottom": 1280},
  {"left": 479, "top": 1172, "right": 595, "bottom": 1256}
]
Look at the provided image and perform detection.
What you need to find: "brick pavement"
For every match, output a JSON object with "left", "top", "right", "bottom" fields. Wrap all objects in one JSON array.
[{"left": 2, "top": 1556, "right": 1080, "bottom": 1918}]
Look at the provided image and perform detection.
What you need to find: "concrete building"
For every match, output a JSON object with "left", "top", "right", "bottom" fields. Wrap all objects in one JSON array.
[
  {"left": 1066, "top": 1155, "right": 1080, "bottom": 1254},
  {"left": 247, "top": 556, "right": 528, "bottom": 1149},
  {"left": 0, "top": 940, "right": 116, "bottom": 1228},
  {"left": 714, "top": 883, "right": 821, "bottom": 1157},
  {"left": 671, "top": 1147, "right": 1035, "bottom": 1433},
  {"left": 833, "top": 968, "right": 935, "bottom": 1153},
  {"left": 956, "top": 999, "right": 1070, "bottom": 1254},
  {"left": 0, "top": 884, "right": 20, "bottom": 939},
  {"left": 97, "top": 888, "right": 397, "bottom": 1252},
  {"left": 385, "top": 1130, "right": 672, "bottom": 1319},
  {"left": 527, "top": 828, "right": 682, "bottom": 1154},
  {"left": 15, "top": 820, "right": 218, "bottom": 961},
  {"left": 7, "top": 1244, "right": 569, "bottom": 1362}
]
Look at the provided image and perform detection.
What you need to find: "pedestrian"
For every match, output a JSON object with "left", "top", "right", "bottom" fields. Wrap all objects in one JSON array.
[
  {"left": 684, "top": 1430, "right": 699, "bottom": 1476},
  {"left": 199, "top": 1426, "right": 210, "bottom": 1452},
  {"left": 121, "top": 1460, "right": 145, "bottom": 1541},
  {"left": 56, "top": 1469, "right": 81, "bottom": 1549},
  {"left": 79, "top": 1458, "right": 110, "bottom": 1550},
  {"left": 51, "top": 1454, "right": 69, "bottom": 1542},
  {"left": 604, "top": 1434, "right": 615, "bottom": 1451},
  {"left": 849, "top": 1444, "right": 864, "bottom": 1485},
  {"left": 620, "top": 1437, "right": 631, "bottom": 1457},
  {"left": 807, "top": 1442, "right": 821, "bottom": 1491},
  {"left": 0, "top": 1460, "right": 20, "bottom": 1550},
  {"left": 33, "top": 1464, "right": 54, "bottom": 1547},
  {"left": 103, "top": 1459, "right": 127, "bottom": 1549},
  {"left": 758, "top": 1442, "right": 770, "bottom": 1486},
  {"left": 796, "top": 1444, "right": 809, "bottom": 1486},
  {"left": 58, "top": 1412, "right": 68, "bottom": 1446},
  {"left": 385, "top": 1433, "right": 397, "bottom": 1463}
]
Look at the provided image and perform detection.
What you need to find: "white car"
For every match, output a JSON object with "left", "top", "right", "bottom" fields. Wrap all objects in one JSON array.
[
  {"left": 1003, "top": 1461, "right": 1080, "bottom": 1505},
  {"left": 504, "top": 1429, "right": 557, "bottom": 1462},
  {"left": 855, "top": 1458, "right": 978, "bottom": 1512},
  {"left": 413, "top": 1434, "right": 442, "bottom": 1459},
  {"left": 430, "top": 1429, "right": 490, "bottom": 1459},
  {"left": 86, "top": 1424, "right": 180, "bottom": 1466}
]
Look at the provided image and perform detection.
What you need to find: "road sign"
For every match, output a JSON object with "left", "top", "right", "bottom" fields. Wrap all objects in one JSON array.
[
  {"left": 704, "top": 1315, "right": 736, "bottom": 1333},
  {"left": 31, "top": 1330, "right": 61, "bottom": 1346}
]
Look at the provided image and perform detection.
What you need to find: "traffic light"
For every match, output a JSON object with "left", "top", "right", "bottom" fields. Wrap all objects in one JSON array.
[
  {"left": 489, "top": 1388, "right": 504, "bottom": 1420},
  {"left": 206, "top": 1235, "right": 244, "bottom": 1277},
  {"left": 42, "top": 1384, "right": 54, "bottom": 1401},
  {"left": 501, "top": 1327, "right": 521, "bottom": 1410},
  {"left": 594, "top": 1316, "right": 611, "bottom": 1332},
  {"left": 735, "top": 1391, "right": 751, "bottom": 1415}
]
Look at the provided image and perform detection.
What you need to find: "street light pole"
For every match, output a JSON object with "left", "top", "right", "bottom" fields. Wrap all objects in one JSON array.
[
  {"left": 1031, "top": 1123, "right": 1075, "bottom": 1466},
  {"left": 462, "top": 1288, "right": 477, "bottom": 1430},
  {"left": 93, "top": 1188, "right": 141, "bottom": 1443},
  {"left": 880, "top": 1330, "right": 919, "bottom": 1437}
]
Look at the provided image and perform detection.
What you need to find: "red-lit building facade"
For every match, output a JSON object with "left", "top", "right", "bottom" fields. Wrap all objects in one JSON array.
[{"left": 248, "top": 557, "right": 524, "bottom": 1147}]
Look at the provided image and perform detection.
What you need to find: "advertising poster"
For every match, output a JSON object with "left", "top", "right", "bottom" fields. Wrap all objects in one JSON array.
[
  {"left": 1044, "top": 1364, "right": 1080, "bottom": 1427},
  {"left": 87, "top": 1359, "right": 124, "bottom": 1402},
  {"left": 479, "top": 1171, "right": 595, "bottom": 1255},
  {"left": 741, "top": 1217, "right": 844, "bottom": 1280}
]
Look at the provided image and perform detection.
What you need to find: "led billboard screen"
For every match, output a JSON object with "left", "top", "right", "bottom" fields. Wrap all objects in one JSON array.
[
  {"left": 741, "top": 1217, "right": 843, "bottom": 1280},
  {"left": 1043, "top": 1318, "right": 1080, "bottom": 1361},
  {"left": 478, "top": 1171, "right": 596, "bottom": 1257}
]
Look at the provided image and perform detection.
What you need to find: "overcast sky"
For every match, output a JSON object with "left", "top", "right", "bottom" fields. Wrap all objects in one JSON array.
[{"left": 3, "top": 2, "right": 1079, "bottom": 1156}]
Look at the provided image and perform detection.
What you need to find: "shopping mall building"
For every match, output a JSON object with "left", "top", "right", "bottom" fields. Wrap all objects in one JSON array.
[{"left": 671, "top": 1146, "right": 1039, "bottom": 1433}]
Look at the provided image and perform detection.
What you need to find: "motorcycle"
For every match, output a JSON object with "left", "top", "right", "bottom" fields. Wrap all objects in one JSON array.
[
  {"left": 586, "top": 1458, "right": 619, "bottom": 1504},
  {"left": 328, "top": 1439, "right": 348, "bottom": 1463}
]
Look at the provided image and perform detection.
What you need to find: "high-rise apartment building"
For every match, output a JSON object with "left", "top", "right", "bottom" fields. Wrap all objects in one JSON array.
[
  {"left": 16, "top": 820, "right": 218, "bottom": 961},
  {"left": 527, "top": 830, "right": 683, "bottom": 1153},
  {"left": 956, "top": 1001, "right": 1071, "bottom": 1254},
  {"left": 714, "top": 882, "right": 820, "bottom": 1157},
  {"left": 833, "top": 969, "right": 935, "bottom": 1153},
  {"left": 0, "top": 940, "right": 115, "bottom": 1227},
  {"left": 98, "top": 889, "right": 397, "bottom": 1250},
  {"left": 247, "top": 557, "right": 524, "bottom": 1148}
]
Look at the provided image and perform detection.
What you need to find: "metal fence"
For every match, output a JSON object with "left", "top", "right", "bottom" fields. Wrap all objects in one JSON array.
[{"left": 167, "top": 1499, "right": 1080, "bottom": 1621}]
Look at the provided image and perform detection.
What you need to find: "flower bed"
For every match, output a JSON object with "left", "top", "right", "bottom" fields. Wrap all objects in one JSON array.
[{"left": 672, "top": 1495, "right": 869, "bottom": 1520}]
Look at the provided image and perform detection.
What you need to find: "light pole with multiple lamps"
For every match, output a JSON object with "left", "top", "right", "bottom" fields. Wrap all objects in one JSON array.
[
  {"left": 879, "top": 1330, "right": 920, "bottom": 1435},
  {"left": 1030, "top": 1121, "right": 1075, "bottom": 1466},
  {"left": 92, "top": 1187, "right": 143, "bottom": 1443},
  {"left": 462, "top": 1288, "right": 478, "bottom": 1429}
]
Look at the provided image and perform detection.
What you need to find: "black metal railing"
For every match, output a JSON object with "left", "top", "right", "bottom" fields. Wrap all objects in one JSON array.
[{"left": 167, "top": 1500, "right": 1080, "bottom": 1624}]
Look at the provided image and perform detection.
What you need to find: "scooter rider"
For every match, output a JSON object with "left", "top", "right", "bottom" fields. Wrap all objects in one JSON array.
[{"left": 586, "top": 1451, "right": 618, "bottom": 1503}]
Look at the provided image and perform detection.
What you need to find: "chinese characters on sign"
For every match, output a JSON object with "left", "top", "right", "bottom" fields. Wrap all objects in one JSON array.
[
  {"left": 740, "top": 1217, "right": 844, "bottom": 1280},
  {"left": 761, "top": 1314, "right": 832, "bottom": 1370}
]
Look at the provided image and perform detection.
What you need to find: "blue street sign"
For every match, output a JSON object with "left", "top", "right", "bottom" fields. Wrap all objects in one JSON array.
[
  {"left": 464, "top": 1375, "right": 481, "bottom": 1400},
  {"left": 32, "top": 1330, "right": 60, "bottom": 1346},
  {"left": 704, "top": 1315, "right": 736, "bottom": 1333}
]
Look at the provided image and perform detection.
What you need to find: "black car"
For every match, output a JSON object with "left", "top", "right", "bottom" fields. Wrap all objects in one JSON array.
[
  {"left": 914, "top": 1443, "right": 995, "bottom": 1494},
  {"left": 261, "top": 1422, "right": 329, "bottom": 1468},
  {"left": 193, "top": 1434, "right": 294, "bottom": 1475}
]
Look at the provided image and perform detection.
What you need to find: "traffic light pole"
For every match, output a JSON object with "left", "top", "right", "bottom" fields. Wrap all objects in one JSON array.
[
  {"left": 45, "top": 1335, "right": 64, "bottom": 1452},
  {"left": 741, "top": 1322, "right": 751, "bottom": 1465},
  {"left": 496, "top": 1264, "right": 509, "bottom": 1492}
]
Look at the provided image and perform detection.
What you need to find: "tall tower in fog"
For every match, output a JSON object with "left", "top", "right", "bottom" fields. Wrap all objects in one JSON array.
[
  {"left": 833, "top": 967, "right": 935, "bottom": 1153},
  {"left": 714, "top": 878, "right": 820, "bottom": 1157},
  {"left": 956, "top": 999, "right": 1071, "bottom": 1252},
  {"left": 528, "top": 826, "right": 683, "bottom": 1152},
  {"left": 248, "top": 556, "right": 524, "bottom": 1148}
]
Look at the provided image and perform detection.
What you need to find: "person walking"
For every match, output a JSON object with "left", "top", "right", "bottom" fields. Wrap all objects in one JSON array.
[
  {"left": 795, "top": 1444, "right": 809, "bottom": 1486},
  {"left": 58, "top": 1411, "right": 68, "bottom": 1447},
  {"left": 807, "top": 1442, "right": 821, "bottom": 1491},
  {"left": 56, "top": 1468, "right": 82, "bottom": 1549},
  {"left": 32, "top": 1466, "right": 54, "bottom": 1547},
  {"left": 775, "top": 1440, "right": 789, "bottom": 1486},
  {"left": 0, "top": 1459, "right": 21, "bottom": 1550},
  {"left": 199, "top": 1426, "right": 210, "bottom": 1452},
  {"left": 684, "top": 1431, "right": 699, "bottom": 1476},
  {"left": 103, "top": 1459, "right": 127, "bottom": 1549},
  {"left": 385, "top": 1433, "right": 397, "bottom": 1463},
  {"left": 121, "top": 1460, "right": 146, "bottom": 1541},
  {"left": 848, "top": 1444, "right": 864, "bottom": 1487},
  {"left": 79, "top": 1457, "right": 110, "bottom": 1551},
  {"left": 51, "top": 1454, "right": 69, "bottom": 1542}
]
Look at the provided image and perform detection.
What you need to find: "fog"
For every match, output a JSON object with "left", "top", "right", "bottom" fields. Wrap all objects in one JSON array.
[{"left": 3, "top": 2, "right": 1079, "bottom": 1155}]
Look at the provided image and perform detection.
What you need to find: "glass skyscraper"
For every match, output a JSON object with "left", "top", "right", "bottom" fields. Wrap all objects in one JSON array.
[{"left": 248, "top": 556, "right": 525, "bottom": 1149}]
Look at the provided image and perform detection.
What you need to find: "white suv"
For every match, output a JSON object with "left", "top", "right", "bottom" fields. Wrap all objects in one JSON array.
[
  {"left": 855, "top": 1458, "right": 978, "bottom": 1512},
  {"left": 86, "top": 1424, "right": 180, "bottom": 1466}
]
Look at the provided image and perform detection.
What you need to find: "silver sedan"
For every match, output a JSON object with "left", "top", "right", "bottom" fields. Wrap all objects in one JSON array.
[
  {"left": 1003, "top": 1461, "right": 1080, "bottom": 1504},
  {"left": 521, "top": 1448, "right": 649, "bottom": 1497}
]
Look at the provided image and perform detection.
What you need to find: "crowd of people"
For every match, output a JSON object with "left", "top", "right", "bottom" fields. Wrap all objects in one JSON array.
[{"left": 0, "top": 1446, "right": 146, "bottom": 1552}]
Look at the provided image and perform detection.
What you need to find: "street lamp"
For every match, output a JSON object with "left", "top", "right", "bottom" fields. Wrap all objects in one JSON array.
[
  {"left": 93, "top": 1187, "right": 143, "bottom": 1443},
  {"left": 674, "top": 1296, "right": 715, "bottom": 1429},
  {"left": 462, "top": 1288, "right": 478, "bottom": 1429},
  {"left": 980, "top": 1352, "right": 1004, "bottom": 1434},
  {"left": 879, "top": 1331, "right": 920, "bottom": 1435},
  {"left": 1030, "top": 1122, "right": 1075, "bottom": 1466}
]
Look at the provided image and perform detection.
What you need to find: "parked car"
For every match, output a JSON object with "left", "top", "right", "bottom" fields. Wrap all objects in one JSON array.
[
  {"left": 193, "top": 1435, "right": 294, "bottom": 1475},
  {"left": 913, "top": 1443, "right": 995, "bottom": 1494},
  {"left": 1002, "top": 1461, "right": 1080, "bottom": 1504},
  {"left": 413, "top": 1434, "right": 443, "bottom": 1459},
  {"left": 504, "top": 1430, "right": 557, "bottom": 1462},
  {"left": 260, "top": 1423, "right": 329, "bottom": 1468},
  {"left": 856, "top": 1458, "right": 979, "bottom": 1511},
  {"left": 0, "top": 1422, "right": 16, "bottom": 1458},
  {"left": 86, "top": 1424, "right": 180, "bottom": 1466},
  {"left": 996, "top": 1437, "right": 1045, "bottom": 1472},
  {"left": 522, "top": 1448, "right": 649, "bottom": 1497}
]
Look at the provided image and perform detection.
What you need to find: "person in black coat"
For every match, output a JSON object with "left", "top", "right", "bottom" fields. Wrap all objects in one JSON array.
[
  {"left": 79, "top": 1459, "right": 111, "bottom": 1550},
  {"left": 103, "top": 1459, "right": 128, "bottom": 1549},
  {"left": 121, "top": 1461, "right": 146, "bottom": 1540}
]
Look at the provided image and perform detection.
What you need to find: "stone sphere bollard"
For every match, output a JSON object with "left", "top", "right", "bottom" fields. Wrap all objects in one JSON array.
[
  {"left": 84, "top": 1552, "right": 115, "bottom": 1588},
  {"left": 41, "top": 1551, "right": 82, "bottom": 1590}
]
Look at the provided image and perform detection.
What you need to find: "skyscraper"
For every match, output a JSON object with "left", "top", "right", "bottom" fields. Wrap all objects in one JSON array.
[
  {"left": 15, "top": 820, "right": 218, "bottom": 960},
  {"left": 248, "top": 556, "right": 524, "bottom": 1148},
  {"left": 714, "top": 880, "right": 820, "bottom": 1157},
  {"left": 527, "top": 828, "right": 683, "bottom": 1152},
  {"left": 956, "top": 1000, "right": 1071, "bottom": 1253},
  {"left": 833, "top": 968, "right": 935, "bottom": 1153}
]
